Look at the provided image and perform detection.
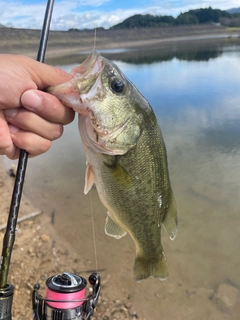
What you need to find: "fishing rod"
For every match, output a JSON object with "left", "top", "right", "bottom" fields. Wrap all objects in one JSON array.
[{"left": 0, "top": 1, "right": 100, "bottom": 319}]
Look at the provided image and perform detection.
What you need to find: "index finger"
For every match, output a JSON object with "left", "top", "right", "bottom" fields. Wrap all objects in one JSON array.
[{"left": 21, "top": 89, "right": 75, "bottom": 125}]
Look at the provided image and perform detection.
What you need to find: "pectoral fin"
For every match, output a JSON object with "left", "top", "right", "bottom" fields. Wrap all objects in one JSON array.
[
  {"left": 84, "top": 163, "right": 95, "bottom": 194},
  {"left": 163, "top": 194, "right": 178, "bottom": 240},
  {"left": 105, "top": 214, "right": 127, "bottom": 239}
]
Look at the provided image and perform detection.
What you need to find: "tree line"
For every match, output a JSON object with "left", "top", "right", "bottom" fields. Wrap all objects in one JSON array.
[{"left": 110, "top": 7, "right": 240, "bottom": 29}]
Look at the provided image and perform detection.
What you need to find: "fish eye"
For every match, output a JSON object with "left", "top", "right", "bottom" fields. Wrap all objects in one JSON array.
[{"left": 110, "top": 78, "right": 125, "bottom": 93}]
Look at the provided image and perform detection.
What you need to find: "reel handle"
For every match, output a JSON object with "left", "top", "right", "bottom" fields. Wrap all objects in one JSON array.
[{"left": 85, "top": 273, "right": 101, "bottom": 320}]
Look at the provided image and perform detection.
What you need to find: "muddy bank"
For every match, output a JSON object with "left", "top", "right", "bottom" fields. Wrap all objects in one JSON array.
[{"left": 0, "top": 159, "right": 139, "bottom": 319}]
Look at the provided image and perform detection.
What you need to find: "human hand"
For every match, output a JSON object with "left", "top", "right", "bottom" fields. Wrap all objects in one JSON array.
[{"left": 0, "top": 54, "right": 75, "bottom": 159}]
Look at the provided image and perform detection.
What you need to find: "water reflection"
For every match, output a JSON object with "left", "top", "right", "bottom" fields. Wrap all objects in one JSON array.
[
  {"left": 199, "top": 119, "right": 240, "bottom": 153},
  {"left": 46, "top": 38, "right": 240, "bottom": 66}
]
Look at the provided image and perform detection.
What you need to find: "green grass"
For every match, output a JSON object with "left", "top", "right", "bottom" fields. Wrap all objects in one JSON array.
[{"left": 226, "top": 27, "right": 240, "bottom": 32}]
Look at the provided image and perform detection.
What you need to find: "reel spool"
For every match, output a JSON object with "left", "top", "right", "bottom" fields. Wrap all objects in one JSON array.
[{"left": 32, "top": 272, "right": 100, "bottom": 320}]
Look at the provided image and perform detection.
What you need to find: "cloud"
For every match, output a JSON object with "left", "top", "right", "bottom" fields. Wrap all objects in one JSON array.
[
  {"left": 78, "top": 0, "right": 111, "bottom": 6},
  {"left": 0, "top": 1, "right": 128, "bottom": 29},
  {"left": 51, "top": 8, "right": 161, "bottom": 30},
  {"left": 0, "top": 0, "right": 240, "bottom": 30}
]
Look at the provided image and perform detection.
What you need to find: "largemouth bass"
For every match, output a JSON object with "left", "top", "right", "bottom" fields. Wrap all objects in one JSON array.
[{"left": 49, "top": 50, "right": 178, "bottom": 281}]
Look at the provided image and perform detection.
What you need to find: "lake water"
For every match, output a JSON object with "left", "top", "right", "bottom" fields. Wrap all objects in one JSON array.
[{"left": 7, "top": 38, "right": 240, "bottom": 318}]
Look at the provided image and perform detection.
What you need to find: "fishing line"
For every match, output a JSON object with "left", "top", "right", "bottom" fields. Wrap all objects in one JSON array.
[
  {"left": 93, "top": 28, "right": 97, "bottom": 50},
  {"left": 89, "top": 191, "right": 99, "bottom": 273}
]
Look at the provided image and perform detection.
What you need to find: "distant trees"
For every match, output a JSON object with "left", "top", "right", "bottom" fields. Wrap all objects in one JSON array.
[
  {"left": 68, "top": 28, "right": 80, "bottom": 32},
  {"left": 174, "top": 7, "right": 232, "bottom": 25},
  {"left": 175, "top": 13, "right": 199, "bottom": 25},
  {"left": 111, "top": 14, "right": 175, "bottom": 29},
  {"left": 110, "top": 7, "right": 240, "bottom": 29}
]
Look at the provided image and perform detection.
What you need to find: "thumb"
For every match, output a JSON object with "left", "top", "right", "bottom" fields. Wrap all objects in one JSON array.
[{"left": 26, "top": 58, "right": 73, "bottom": 89}]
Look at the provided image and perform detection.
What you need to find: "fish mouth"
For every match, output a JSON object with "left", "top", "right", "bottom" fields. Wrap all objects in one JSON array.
[
  {"left": 71, "top": 50, "right": 105, "bottom": 94},
  {"left": 73, "top": 50, "right": 100, "bottom": 75},
  {"left": 47, "top": 50, "right": 105, "bottom": 115}
]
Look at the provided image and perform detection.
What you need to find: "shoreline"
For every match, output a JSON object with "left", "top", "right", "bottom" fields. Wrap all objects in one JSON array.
[
  {"left": 0, "top": 24, "right": 238, "bottom": 60},
  {"left": 42, "top": 33, "right": 240, "bottom": 60}
]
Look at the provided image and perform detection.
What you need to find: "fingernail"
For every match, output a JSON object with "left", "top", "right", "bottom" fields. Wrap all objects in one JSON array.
[
  {"left": 21, "top": 90, "right": 42, "bottom": 109},
  {"left": 9, "top": 124, "right": 19, "bottom": 134},
  {"left": 5, "top": 108, "right": 18, "bottom": 118}
]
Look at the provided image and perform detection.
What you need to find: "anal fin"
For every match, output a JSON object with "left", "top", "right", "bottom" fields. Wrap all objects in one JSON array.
[
  {"left": 105, "top": 214, "right": 127, "bottom": 239},
  {"left": 163, "top": 194, "right": 178, "bottom": 240}
]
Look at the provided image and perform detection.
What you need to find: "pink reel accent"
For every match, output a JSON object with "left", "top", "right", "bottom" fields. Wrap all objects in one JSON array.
[{"left": 46, "top": 287, "right": 86, "bottom": 309}]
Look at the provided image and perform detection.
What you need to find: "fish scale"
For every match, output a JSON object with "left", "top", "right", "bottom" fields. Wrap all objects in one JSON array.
[{"left": 48, "top": 50, "right": 178, "bottom": 281}]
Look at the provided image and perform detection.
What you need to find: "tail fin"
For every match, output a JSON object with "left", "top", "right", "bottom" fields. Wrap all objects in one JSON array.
[{"left": 133, "top": 252, "right": 168, "bottom": 281}]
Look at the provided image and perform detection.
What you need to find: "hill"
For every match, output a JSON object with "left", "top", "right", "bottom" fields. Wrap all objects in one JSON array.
[
  {"left": 227, "top": 7, "right": 240, "bottom": 14},
  {"left": 110, "top": 7, "right": 240, "bottom": 29}
]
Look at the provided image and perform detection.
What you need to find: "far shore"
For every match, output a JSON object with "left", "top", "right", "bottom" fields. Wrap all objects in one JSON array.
[
  {"left": 0, "top": 24, "right": 239, "bottom": 60},
  {"left": 29, "top": 33, "right": 240, "bottom": 60}
]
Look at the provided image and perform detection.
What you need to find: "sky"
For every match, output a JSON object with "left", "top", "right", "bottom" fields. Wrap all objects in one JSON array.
[{"left": 0, "top": 0, "right": 239, "bottom": 31}]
